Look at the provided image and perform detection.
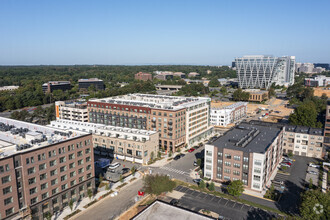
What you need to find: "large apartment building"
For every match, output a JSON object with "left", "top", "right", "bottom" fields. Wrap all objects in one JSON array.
[
  {"left": 210, "top": 102, "right": 247, "bottom": 127},
  {"left": 283, "top": 125, "right": 324, "bottom": 158},
  {"left": 0, "top": 117, "right": 94, "bottom": 220},
  {"left": 87, "top": 94, "right": 211, "bottom": 152},
  {"left": 49, "top": 120, "right": 159, "bottom": 164},
  {"left": 323, "top": 102, "right": 330, "bottom": 157},
  {"left": 204, "top": 121, "right": 283, "bottom": 193},
  {"left": 55, "top": 101, "right": 89, "bottom": 122},
  {"left": 236, "top": 55, "right": 295, "bottom": 89}
]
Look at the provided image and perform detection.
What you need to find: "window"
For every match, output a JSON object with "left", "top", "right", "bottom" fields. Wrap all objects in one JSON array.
[
  {"left": 87, "top": 173, "right": 92, "bottom": 179},
  {"left": 61, "top": 175, "right": 67, "bottom": 181},
  {"left": 5, "top": 207, "right": 14, "bottom": 216},
  {"left": 39, "top": 163, "right": 46, "bottom": 171},
  {"left": 1, "top": 175, "right": 11, "bottom": 184},
  {"left": 40, "top": 173, "right": 47, "bottom": 181},
  {"left": 216, "top": 174, "right": 222, "bottom": 179},
  {"left": 41, "top": 183, "right": 48, "bottom": 190},
  {"left": 217, "top": 159, "right": 222, "bottom": 164},
  {"left": 50, "top": 169, "right": 57, "bottom": 176},
  {"left": 243, "top": 157, "right": 249, "bottom": 162},
  {"left": 234, "top": 156, "right": 241, "bottom": 161},
  {"left": 243, "top": 164, "right": 248, "bottom": 170},
  {"left": 253, "top": 175, "right": 261, "bottom": 181},
  {"left": 29, "top": 187, "right": 37, "bottom": 195},
  {"left": 254, "top": 160, "right": 262, "bottom": 166},
  {"left": 4, "top": 197, "right": 13, "bottom": 205},
  {"left": 254, "top": 168, "right": 261, "bottom": 174},
  {"left": 52, "top": 188, "right": 58, "bottom": 195},
  {"left": 78, "top": 168, "right": 84, "bottom": 174},
  {"left": 233, "top": 170, "right": 240, "bottom": 176},
  {"left": 242, "top": 179, "right": 248, "bottom": 185},
  {"left": 51, "top": 179, "right": 58, "bottom": 186},
  {"left": 70, "top": 171, "right": 76, "bottom": 178},
  {"left": 28, "top": 177, "right": 36, "bottom": 185},
  {"left": 86, "top": 165, "right": 92, "bottom": 171},
  {"left": 79, "top": 176, "right": 84, "bottom": 182},
  {"left": 3, "top": 186, "right": 12, "bottom": 195},
  {"left": 225, "top": 154, "right": 231, "bottom": 159},
  {"left": 253, "top": 183, "right": 260, "bottom": 188},
  {"left": 78, "top": 159, "right": 84, "bottom": 165},
  {"left": 85, "top": 148, "right": 91, "bottom": 154},
  {"left": 77, "top": 151, "right": 83, "bottom": 157},
  {"left": 28, "top": 167, "right": 35, "bottom": 174},
  {"left": 224, "top": 169, "right": 231, "bottom": 174},
  {"left": 71, "top": 180, "right": 76, "bottom": 186},
  {"left": 60, "top": 156, "right": 66, "bottom": 163},
  {"left": 42, "top": 192, "right": 49, "bottom": 200},
  {"left": 60, "top": 166, "right": 67, "bottom": 172},
  {"left": 233, "top": 163, "right": 240, "bottom": 168},
  {"left": 69, "top": 162, "right": 75, "bottom": 169},
  {"left": 50, "top": 160, "right": 56, "bottom": 167},
  {"left": 224, "top": 176, "right": 231, "bottom": 180},
  {"left": 224, "top": 161, "right": 231, "bottom": 167},
  {"left": 61, "top": 184, "right": 68, "bottom": 190},
  {"left": 217, "top": 152, "right": 223, "bottom": 157},
  {"left": 69, "top": 153, "right": 75, "bottom": 160},
  {"left": 86, "top": 156, "right": 91, "bottom": 162}
]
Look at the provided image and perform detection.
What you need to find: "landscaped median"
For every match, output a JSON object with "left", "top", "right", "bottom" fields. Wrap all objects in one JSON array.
[{"left": 173, "top": 179, "right": 288, "bottom": 217}]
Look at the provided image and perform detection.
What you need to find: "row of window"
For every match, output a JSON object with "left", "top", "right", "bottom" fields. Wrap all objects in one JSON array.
[{"left": 0, "top": 164, "right": 10, "bottom": 173}]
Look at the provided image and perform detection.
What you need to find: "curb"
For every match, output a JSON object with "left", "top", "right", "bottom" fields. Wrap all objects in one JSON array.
[{"left": 242, "top": 192, "right": 275, "bottom": 202}]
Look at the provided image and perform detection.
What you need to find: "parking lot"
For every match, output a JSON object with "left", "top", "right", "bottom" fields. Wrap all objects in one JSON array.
[
  {"left": 305, "top": 166, "right": 319, "bottom": 186},
  {"left": 173, "top": 186, "right": 280, "bottom": 220}
]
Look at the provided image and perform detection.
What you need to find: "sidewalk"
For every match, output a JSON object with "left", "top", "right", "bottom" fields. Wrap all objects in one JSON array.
[{"left": 52, "top": 172, "right": 142, "bottom": 220}]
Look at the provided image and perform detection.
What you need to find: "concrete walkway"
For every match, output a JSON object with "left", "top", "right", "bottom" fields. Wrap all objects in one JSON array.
[{"left": 52, "top": 172, "right": 142, "bottom": 220}]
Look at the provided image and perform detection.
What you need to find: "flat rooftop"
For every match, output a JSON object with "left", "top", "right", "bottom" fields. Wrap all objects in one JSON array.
[
  {"left": 132, "top": 200, "right": 212, "bottom": 220},
  {"left": 211, "top": 101, "right": 247, "bottom": 110},
  {"left": 210, "top": 122, "right": 282, "bottom": 153},
  {"left": 43, "top": 81, "right": 71, "bottom": 86},
  {"left": 89, "top": 93, "right": 210, "bottom": 110},
  {"left": 78, "top": 78, "right": 103, "bottom": 82},
  {"left": 0, "top": 117, "right": 86, "bottom": 159}
]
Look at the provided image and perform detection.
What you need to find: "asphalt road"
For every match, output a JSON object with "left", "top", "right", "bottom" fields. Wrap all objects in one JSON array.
[{"left": 73, "top": 179, "right": 143, "bottom": 220}]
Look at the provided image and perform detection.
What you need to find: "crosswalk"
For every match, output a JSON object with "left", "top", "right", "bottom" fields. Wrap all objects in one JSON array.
[{"left": 159, "top": 166, "right": 190, "bottom": 176}]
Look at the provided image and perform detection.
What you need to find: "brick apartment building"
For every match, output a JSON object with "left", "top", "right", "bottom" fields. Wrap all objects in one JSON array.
[
  {"left": 0, "top": 118, "right": 94, "bottom": 220},
  {"left": 134, "top": 72, "right": 152, "bottom": 81},
  {"left": 204, "top": 121, "right": 283, "bottom": 193},
  {"left": 55, "top": 101, "right": 89, "bottom": 122},
  {"left": 87, "top": 94, "right": 212, "bottom": 152}
]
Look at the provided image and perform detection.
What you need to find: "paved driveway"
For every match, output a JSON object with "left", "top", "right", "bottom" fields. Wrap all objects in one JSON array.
[{"left": 174, "top": 186, "right": 279, "bottom": 220}]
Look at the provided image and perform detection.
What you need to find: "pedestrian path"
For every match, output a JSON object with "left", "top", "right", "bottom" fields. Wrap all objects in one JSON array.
[{"left": 160, "top": 166, "right": 190, "bottom": 176}]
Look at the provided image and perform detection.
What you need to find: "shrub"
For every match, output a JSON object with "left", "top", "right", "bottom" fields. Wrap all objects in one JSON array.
[
  {"left": 199, "top": 180, "right": 206, "bottom": 189},
  {"left": 208, "top": 182, "right": 215, "bottom": 191},
  {"left": 227, "top": 180, "right": 244, "bottom": 197}
]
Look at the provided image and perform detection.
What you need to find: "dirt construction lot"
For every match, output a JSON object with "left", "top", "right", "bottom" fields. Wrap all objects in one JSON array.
[{"left": 313, "top": 87, "right": 330, "bottom": 97}]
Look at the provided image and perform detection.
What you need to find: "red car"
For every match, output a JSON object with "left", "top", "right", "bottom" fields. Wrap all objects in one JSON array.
[
  {"left": 284, "top": 161, "right": 292, "bottom": 166},
  {"left": 188, "top": 148, "right": 195, "bottom": 153}
]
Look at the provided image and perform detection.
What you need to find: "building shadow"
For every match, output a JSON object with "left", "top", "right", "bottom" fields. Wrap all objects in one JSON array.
[{"left": 247, "top": 207, "right": 277, "bottom": 220}]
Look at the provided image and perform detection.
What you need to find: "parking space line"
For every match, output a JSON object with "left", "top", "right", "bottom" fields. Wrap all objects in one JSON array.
[
  {"left": 224, "top": 200, "right": 229, "bottom": 206},
  {"left": 232, "top": 202, "right": 236, "bottom": 208},
  {"left": 218, "top": 197, "right": 222, "bottom": 203}
]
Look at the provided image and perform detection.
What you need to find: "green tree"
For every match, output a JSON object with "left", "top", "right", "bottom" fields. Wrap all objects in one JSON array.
[
  {"left": 150, "top": 151, "right": 154, "bottom": 161},
  {"left": 120, "top": 174, "right": 124, "bottom": 183},
  {"left": 268, "top": 87, "right": 276, "bottom": 98},
  {"left": 208, "top": 78, "right": 220, "bottom": 87},
  {"left": 227, "top": 180, "right": 244, "bottom": 197},
  {"left": 69, "top": 199, "right": 74, "bottom": 212},
  {"left": 98, "top": 173, "right": 103, "bottom": 183},
  {"left": 87, "top": 188, "right": 93, "bottom": 201},
  {"left": 168, "top": 151, "right": 172, "bottom": 157},
  {"left": 300, "top": 190, "right": 329, "bottom": 220},
  {"left": 220, "top": 86, "right": 227, "bottom": 95},
  {"left": 289, "top": 101, "right": 318, "bottom": 127},
  {"left": 44, "top": 212, "right": 52, "bottom": 220},
  {"left": 309, "top": 178, "right": 314, "bottom": 189},
  {"left": 199, "top": 180, "right": 206, "bottom": 189},
  {"left": 197, "top": 158, "right": 202, "bottom": 168},
  {"left": 105, "top": 183, "right": 110, "bottom": 191},
  {"left": 233, "top": 88, "right": 250, "bottom": 101},
  {"left": 157, "top": 151, "right": 161, "bottom": 159},
  {"left": 131, "top": 166, "right": 136, "bottom": 176},
  {"left": 143, "top": 174, "right": 176, "bottom": 195},
  {"left": 208, "top": 182, "right": 215, "bottom": 191}
]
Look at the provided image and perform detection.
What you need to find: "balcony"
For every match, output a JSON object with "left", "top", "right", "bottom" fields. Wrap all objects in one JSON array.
[{"left": 168, "top": 121, "right": 173, "bottom": 125}]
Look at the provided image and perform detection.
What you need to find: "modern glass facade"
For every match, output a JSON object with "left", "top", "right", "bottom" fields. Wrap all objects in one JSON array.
[{"left": 235, "top": 55, "right": 295, "bottom": 89}]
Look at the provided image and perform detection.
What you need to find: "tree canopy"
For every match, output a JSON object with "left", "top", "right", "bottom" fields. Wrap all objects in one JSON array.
[
  {"left": 300, "top": 190, "right": 329, "bottom": 220},
  {"left": 227, "top": 180, "right": 244, "bottom": 197},
  {"left": 143, "top": 174, "right": 176, "bottom": 196},
  {"left": 233, "top": 88, "right": 250, "bottom": 101},
  {"left": 208, "top": 78, "right": 220, "bottom": 87}
]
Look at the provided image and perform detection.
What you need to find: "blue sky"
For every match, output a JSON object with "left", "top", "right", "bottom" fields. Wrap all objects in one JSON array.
[{"left": 0, "top": 0, "right": 330, "bottom": 65}]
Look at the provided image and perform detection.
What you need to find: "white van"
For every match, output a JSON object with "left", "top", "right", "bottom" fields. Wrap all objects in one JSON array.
[{"left": 108, "top": 162, "right": 120, "bottom": 170}]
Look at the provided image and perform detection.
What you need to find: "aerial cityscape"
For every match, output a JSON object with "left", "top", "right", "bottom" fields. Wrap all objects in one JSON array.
[{"left": 0, "top": 1, "right": 329, "bottom": 220}]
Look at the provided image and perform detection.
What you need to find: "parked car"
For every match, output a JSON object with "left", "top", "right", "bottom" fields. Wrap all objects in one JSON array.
[
  {"left": 174, "top": 155, "right": 181, "bottom": 160},
  {"left": 193, "top": 178, "right": 202, "bottom": 184},
  {"left": 272, "top": 180, "right": 284, "bottom": 185},
  {"left": 170, "top": 199, "right": 179, "bottom": 206},
  {"left": 281, "top": 163, "right": 291, "bottom": 167},
  {"left": 309, "top": 163, "right": 320, "bottom": 168},
  {"left": 119, "top": 168, "right": 130, "bottom": 174},
  {"left": 308, "top": 171, "right": 318, "bottom": 175},
  {"left": 108, "top": 162, "right": 120, "bottom": 170},
  {"left": 193, "top": 161, "right": 198, "bottom": 166},
  {"left": 283, "top": 157, "right": 293, "bottom": 162},
  {"left": 283, "top": 159, "right": 293, "bottom": 163},
  {"left": 284, "top": 161, "right": 292, "bottom": 166},
  {"left": 188, "top": 148, "right": 195, "bottom": 153}
]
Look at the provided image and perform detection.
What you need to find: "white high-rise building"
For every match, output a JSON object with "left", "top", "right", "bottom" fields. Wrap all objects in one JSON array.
[{"left": 236, "top": 55, "right": 295, "bottom": 89}]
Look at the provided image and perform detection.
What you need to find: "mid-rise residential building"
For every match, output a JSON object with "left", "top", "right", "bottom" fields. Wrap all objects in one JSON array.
[
  {"left": 314, "top": 63, "right": 330, "bottom": 71},
  {"left": 296, "top": 63, "right": 326, "bottom": 74},
  {"left": 42, "top": 81, "right": 72, "bottom": 93},
  {"left": 323, "top": 102, "right": 330, "bottom": 157},
  {"left": 87, "top": 94, "right": 212, "bottom": 152},
  {"left": 283, "top": 125, "right": 324, "bottom": 158},
  {"left": 304, "top": 75, "right": 330, "bottom": 87},
  {"left": 78, "top": 78, "right": 105, "bottom": 91},
  {"left": 0, "top": 117, "right": 94, "bottom": 220},
  {"left": 204, "top": 121, "right": 283, "bottom": 193},
  {"left": 49, "top": 120, "right": 159, "bottom": 164},
  {"left": 0, "top": 86, "right": 19, "bottom": 91},
  {"left": 236, "top": 55, "right": 295, "bottom": 89},
  {"left": 210, "top": 102, "right": 247, "bottom": 127},
  {"left": 55, "top": 101, "right": 89, "bottom": 122},
  {"left": 135, "top": 72, "right": 152, "bottom": 81}
]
